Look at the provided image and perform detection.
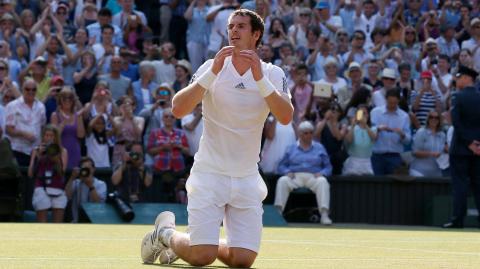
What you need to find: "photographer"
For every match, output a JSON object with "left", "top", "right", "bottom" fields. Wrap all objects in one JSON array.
[
  {"left": 65, "top": 157, "right": 107, "bottom": 223},
  {"left": 28, "top": 125, "right": 68, "bottom": 223},
  {"left": 111, "top": 142, "right": 152, "bottom": 203}
]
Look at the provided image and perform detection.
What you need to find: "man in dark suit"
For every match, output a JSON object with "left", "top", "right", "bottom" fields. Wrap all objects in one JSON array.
[{"left": 443, "top": 66, "right": 480, "bottom": 228}]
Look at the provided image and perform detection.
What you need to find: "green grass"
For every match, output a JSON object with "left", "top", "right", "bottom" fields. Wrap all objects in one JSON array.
[{"left": 1, "top": 223, "right": 480, "bottom": 269}]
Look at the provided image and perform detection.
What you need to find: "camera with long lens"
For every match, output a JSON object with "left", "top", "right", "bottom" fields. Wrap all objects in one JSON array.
[
  {"left": 79, "top": 167, "right": 90, "bottom": 178},
  {"left": 129, "top": 151, "right": 140, "bottom": 162},
  {"left": 107, "top": 191, "right": 135, "bottom": 222}
]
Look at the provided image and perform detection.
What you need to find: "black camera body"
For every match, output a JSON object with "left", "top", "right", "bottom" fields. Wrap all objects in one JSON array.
[
  {"left": 129, "top": 151, "right": 140, "bottom": 162},
  {"left": 41, "top": 143, "right": 61, "bottom": 157},
  {"left": 107, "top": 191, "right": 135, "bottom": 222},
  {"left": 79, "top": 167, "right": 90, "bottom": 178}
]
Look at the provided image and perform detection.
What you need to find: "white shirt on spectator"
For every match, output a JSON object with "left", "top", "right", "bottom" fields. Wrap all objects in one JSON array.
[
  {"left": 181, "top": 113, "right": 204, "bottom": 156},
  {"left": 151, "top": 60, "right": 175, "bottom": 85},
  {"left": 461, "top": 38, "right": 480, "bottom": 72},
  {"left": 319, "top": 16, "right": 343, "bottom": 40},
  {"left": 354, "top": 13, "right": 384, "bottom": 50},
  {"left": 288, "top": 24, "right": 307, "bottom": 49},
  {"left": 86, "top": 23, "right": 125, "bottom": 47},
  {"left": 5, "top": 97, "right": 46, "bottom": 154},
  {"left": 207, "top": 5, "right": 235, "bottom": 53},
  {"left": 317, "top": 77, "right": 347, "bottom": 95},
  {"left": 113, "top": 10, "right": 148, "bottom": 29}
]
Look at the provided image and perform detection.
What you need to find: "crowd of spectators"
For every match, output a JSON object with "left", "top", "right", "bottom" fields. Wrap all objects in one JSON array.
[{"left": 0, "top": 0, "right": 479, "bottom": 223}]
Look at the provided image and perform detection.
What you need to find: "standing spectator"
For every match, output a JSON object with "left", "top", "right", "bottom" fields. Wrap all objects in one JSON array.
[
  {"left": 35, "top": 34, "right": 74, "bottom": 77},
  {"left": 291, "top": 63, "right": 313, "bottom": 124},
  {"left": 432, "top": 54, "right": 453, "bottom": 102},
  {"left": 98, "top": 55, "right": 132, "bottom": 102},
  {"left": 316, "top": 57, "right": 347, "bottom": 95},
  {"left": 74, "top": 3, "right": 98, "bottom": 28},
  {"left": 86, "top": 113, "right": 113, "bottom": 169},
  {"left": 443, "top": 66, "right": 480, "bottom": 229},
  {"left": 19, "top": 57, "right": 51, "bottom": 101},
  {"left": 93, "top": 25, "right": 120, "bottom": 74},
  {"left": 268, "top": 18, "right": 290, "bottom": 61},
  {"left": 0, "top": 12, "right": 28, "bottom": 61},
  {"left": 113, "top": 0, "right": 148, "bottom": 29},
  {"left": 455, "top": 49, "right": 474, "bottom": 72},
  {"left": 402, "top": 26, "right": 422, "bottom": 78},
  {"left": 169, "top": 0, "right": 189, "bottom": 59},
  {"left": 461, "top": 18, "right": 480, "bottom": 73},
  {"left": 152, "top": 42, "right": 177, "bottom": 85},
  {"left": 73, "top": 50, "right": 98, "bottom": 105},
  {"left": 363, "top": 59, "right": 383, "bottom": 91},
  {"left": 173, "top": 60, "right": 191, "bottom": 92},
  {"left": 372, "top": 68, "right": 397, "bottom": 108},
  {"left": 417, "top": 38, "right": 440, "bottom": 72},
  {"left": 132, "top": 61, "right": 158, "bottom": 115},
  {"left": 307, "top": 35, "right": 334, "bottom": 81},
  {"left": 258, "top": 43, "right": 274, "bottom": 63},
  {"left": 343, "top": 31, "right": 373, "bottom": 68},
  {"left": 206, "top": 0, "right": 238, "bottom": 58},
  {"left": 0, "top": 58, "right": 20, "bottom": 98},
  {"left": 123, "top": 14, "right": 152, "bottom": 54},
  {"left": 337, "top": 0, "right": 356, "bottom": 36},
  {"left": 370, "top": 89, "right": 411, "bottom": 175},
  {"left": 65, "top": 157, "right": 107, "bottom": 222},
  {"left": 337, "top": 62, "right": 369, "bottom": 110},
  {"left": 5, "top": 79, "right": 47, "bottom": 166},
  {"left": 54, "top": 1, "right": 76, "bottom": 43},
  {"left": 184, "top": 0, "right": 210, "bottom": 73},
  {"left": 63, "top": 28, "right": 89, "bottom": 86},
  {"left": 86, "top": 8, "right": 124, "bottom": 46},
  {"left": 111, "top": 142, "right": 153, "bottom": 203},
  {"left": 112, "top": 96, "right": 144, "bottom": 167},
  {"left": 275, "top": 121, "right": 333, "bottom": 225},
  {"left": 158, "top": 0, "right": 172, "bottom": 43},
  {"left": 436, "top": 25, "right": 460, "bottom": 60},
  {"left": 396, "top": 62, "right": 415, "bottom": 112},
  {"left": 287, "top": 7, "right": 311, "bottom": 49},
  {"left": 297, "top": 25, "right": 321, "bottom": 61},
  {"left": 0, "top": 41, "right": 22, "bottom": 85},
  {"left": 344, "top": 87, "right": 372, "bottom": 121},
  {"left": 354, "top": 0, "right": 386, "bottom": 50},
  {"left": 411, "top": 70, "right": 442, "bottom": 128},
  {"left": 343, "top": 105, "right": 377, "bottom": 175},
  {"left": 410, "top": 110, "right": 446, "bottom": 177},
  {"left": 313, "top": 1, "right": 343, "bottom": 40},
  {"left": 50, "top": 88, "right": 85, "bottom": 169},
  {"left": 28, "top": 125, "right": 68, "bottom": 223}
]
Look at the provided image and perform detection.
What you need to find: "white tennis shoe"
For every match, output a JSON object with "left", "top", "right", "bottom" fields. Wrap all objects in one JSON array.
[{"left": 141, "top": 211, "right": 178, "bottom": 264}]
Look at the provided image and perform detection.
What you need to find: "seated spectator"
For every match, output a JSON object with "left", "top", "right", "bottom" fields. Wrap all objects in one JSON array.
[
  {"left": 51, "top": 88, "right": 86, "bottom": 169},
  {"left": 173, "top": 60, "right": 192, "bottom": 93},
  {"left": 5, "top": 79, "right": 47, "bottom": 166},
  {"left": 112, "top": 96, "right": 144, "bottom": 167},
  {"left": 147, "top": 108, "right": 189, "bottom": 202},
  {"left": 275, "top": 121, "right": 333, "bottom": 225},
  {"left": 314, "top": 101, "right": 348, "bottom": 175},
  {"left": 343, "top": 105, "right": 377, "bottom": 175},
  {"left": 86, "top": 113, "right": 113, "bottom": 169},
  {"left": 86, "top": 8, "right": 124, "bottom": 47},
  {"left": 371, "top": 89, "right": 411, "bottom": 175},
  {"left": 65, "top": 157, "right": 107, "bottom": 222},
  {"left": 410, "top": 111, "right": 447, "bottom": 177},
  {"left": 111, "top": 142, "right": 153, "bottom": 203},
  {"left": 132, "top": 61, "right": 158, "bottom": 115},
  {"left": 259, "top": 113, "right": 296, "bottom": 174},
  {"left": 316, "top": 56, "right": 347, "bottom": 95},
  {"left": 28, "top": 125, "right": 68, "bottom": 223}
]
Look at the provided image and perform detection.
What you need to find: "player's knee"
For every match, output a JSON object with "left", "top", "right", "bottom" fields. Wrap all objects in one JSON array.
[
  {"left": 189, "top": 251, "right": 217, "bottom": 266},
  {"left": 227, "top": 249, "right": 256, "bottom": 268}
]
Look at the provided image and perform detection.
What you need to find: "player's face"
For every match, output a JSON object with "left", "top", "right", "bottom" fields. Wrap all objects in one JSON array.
[{"left": 227, "top": 15, "right": 260, "bottom": 50}]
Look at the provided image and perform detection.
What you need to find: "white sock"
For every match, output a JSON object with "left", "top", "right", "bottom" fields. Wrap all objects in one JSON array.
[{"left": 161, "top": 228, "right": 175, "bottom": 247}]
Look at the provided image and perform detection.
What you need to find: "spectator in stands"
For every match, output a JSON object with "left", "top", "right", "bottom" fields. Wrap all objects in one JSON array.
[
  {"left": 297, "top": 25, "right": 321, "bottom": 61},
  {"left": 123, "top": 13, "right": 152, "bottom": 54},
  {"left": 268, "top": 17, "right": 290, "bottom": 61},
  {"left": 0, "top": 58, "right": 20, "bottom": 99},
  {"left": 363, "top": 59, "right": 383, "bottom": 91},
  {"left": 147, "top": 108, "right": 189, "bottom": 202},
  {"left": 316, "top": 56, "right": 347, "bottom": 95},
  {"left": 54, "top": 1, "right": 76, "bottom": 43},
  {"left": 275, "top": 120, "right": 333, "bottom": 225},
  {"left": 355, "top": 0, "right": 386, "bottom": 49},
  {"left": 73, "top": 50, "right": 98, "bottom": 105},
  {"left": 75, "top": 3, "right": 98, "bottom": 28},
  {"left": 132, "top": 61, "right": 158, "bottom": 115},
  {"left": 93, "top": 24, "right": 120, "bottom": 74},
  {"left": 314, "top": 101, "right": 347, "bottom": 175},
  {"left": 410, "top": 110, "right": 446, "bottom": 177},
  {"left": 437, "top": 25, "right": 460, "bottom": 60},
  {"left": 337, "top": 62, "right": 368, "bottom": 110},
  {"left": 411, "top": 71, "right": 442, "bottom": 128},
  {"left": 291, "top": 63, "right": 313, "bottom": 125},
  {"left": 119, "top": 49, "right": 139, "bottom": 82},
  {"left": 206, "top": 0, "right": 238, "bottom": 58},
  {"left": 372, "top": 68, "right": 397, "bottom": 107},
  {"left": 0, "top": 12, "right": 28, "bottom": 60},
  {"left": 112, "top": 96, "right": 144, "bottom": 167},
  {"left": 1, "top": 88, "right": 18, "bottom": 107},
  {"left": 184, "top": 0, "right": 210, "bottom": 73},
  {"left": 19, "top": 56, "right": 51, "bottom": 102},
  {"left": 344, "top": 86, "right": 372, "bottom": 121},
  {"left": 152, "top": 42, "right": 177, "bottom": 85},
  {"left": 461, "top": 18, "right": 480, "bottom": 72},
  {"left": 5, "top": 79, "right": 46, "bottom": 166},
  {"left": 417, "top": 38, "right": 439, "bottom": 72},
  {"left": 113, "top": 0, "right": 148, "bottom": 29},
  {"left": 343, "top": 105, "right": 377, "bottom": 175},
  {"left": 370, "top": 89, "right": 411, "bottom": 175},
  {"left": 28, "top": 124, "right": 68, "bottom": 223},
  {"left": 173, "top": 60, "right": 192, "bottom": 92},
  {"left": 16, "top": 0, "right": 41, "bottom": 18},
  {"left": 307, "top": 35, "right": 334, "bottom": 81},
  {"left": 343, "top": 30, "right": 373, "bottom": 68},
  {"left": 455, "top": 48, "right": 474, "bottom": 73},
  {"left": 86, "top": 8, "right": 124, "bottom": 46},
  {"left": 313, "top": 1, "right": 342, "bottom": 40},
  {"left": 334, "top": 28, "right": 350, "bottom": 56},
  {"left": 86, "top": 112, "right": 113, "bottom": 169},
  {"left": 65, "top": 156, "right": 107, "bottom": 222},
  {"left": 36, "top": 34, "right": 74, "bottom": 77},
  {"left": 337, "top": 0, "right": 355, "bottom": 36},
  {"left": 29, "top": 7, "right": 61, "bottom": 62},
  {"left": 158, "top": 0, "right": 172, "bottom": 43},
  {"left": 50, "top": 88, "right": 85, "bottom": 169},
  {"left": 111, "top": 141, "right": 153, "bottom": 203},
  {"left": 260, "top": 113, "right": 296, "bottom": 174},
  {"left": 396, "top": 62, "right": 415, "bottom": 112},
  {"left": 258, "top": 43, "right": 274, "bottom": 63},
  {"left": 402, "top": 26, "right": 421, "bottom": 77},
  {"left": 181, "top": 103, "right": 204, "bottom": 166},
  {"left": 0, "top": 41, "right": 22, "bottom": 85},
  {"left": 63, "top": 28, "right": 89, "bottom": 86},
  {"left": 287, "top": 7, "right": 311, "bottom": 49},
  {"left": 99, "top": 55, "right": 132, "bottom": 101},
  {"left": 432, "top": 54, "right": 453, "bottom": 102}
]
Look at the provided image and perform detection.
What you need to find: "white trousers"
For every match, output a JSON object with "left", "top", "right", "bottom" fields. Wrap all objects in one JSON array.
[{"left": 274, "top": 172, "right": 330, "bottom": 212}]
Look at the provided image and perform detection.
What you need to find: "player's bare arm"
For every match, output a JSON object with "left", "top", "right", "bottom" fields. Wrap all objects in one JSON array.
[
  {"left": 239, "top": 49, "right": 294, "bottom": 125},
  {"left": 171, "top": 46, "right": 234, "bottom": 118}
]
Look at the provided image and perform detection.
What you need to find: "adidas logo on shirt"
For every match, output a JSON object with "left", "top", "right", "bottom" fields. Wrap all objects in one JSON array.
[{"left": 234, "top": 82, "right": 246, "bottom": 89}]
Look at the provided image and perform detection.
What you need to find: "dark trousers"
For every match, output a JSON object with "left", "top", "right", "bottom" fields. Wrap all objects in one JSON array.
[
  {"left": 13, "top": 151, "right": 31, "bottom": 167},
  {"left": 449, "top": 154, "right": 480, "bottom": 224},
  {"left": 371, "top": 153, "right": 402, "bottom": 176}
]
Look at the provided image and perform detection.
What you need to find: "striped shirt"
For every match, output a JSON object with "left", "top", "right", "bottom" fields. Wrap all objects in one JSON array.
[{"left": 411, "top": 90, "right": 440, "bottom": 127}]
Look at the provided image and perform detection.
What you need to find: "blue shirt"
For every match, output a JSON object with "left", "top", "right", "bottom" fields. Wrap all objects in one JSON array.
[
  {"left": 186, "top": 6, "right": 211, "bottom": 45},
  {"left": 86, "top": 23, "right": 125, "bottom": 47},
  {"left": 371, "top": 106, "right": 411, "bottom": 154},
  {"left": 346, "top": 125, "right": 377, "bottom": 158},
  {"left": 132, "top": 80, "right": 159, "bottom": 115},
  {"left": 410, "top": 127, "right": 446, "bottom": 176},
  {"left": 277, "top": 141, "right": 332, "bottom": 176}
]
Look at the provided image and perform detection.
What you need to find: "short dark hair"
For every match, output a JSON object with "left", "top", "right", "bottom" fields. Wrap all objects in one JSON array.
[
  {"left": 398, "top": 62, "right": 411, "bottom": 72},
  {"left": 307, "top": 25, "right": 321, "bottom": 38},
  {"left": 79, "top": 156, "right": 95, "bottom": 168},
  {"left": 438, "top": 54, "right": 451, "bottom": 64},
  {"left": 98, "top": 8, "right": 112, "bottom": 17},
  {"left": 363, "top": 0, "right": 375, "bottom": 5},
  {"left": 296, "top": 63, "right": 308, "bottom": 72},
  {"left": 229, "top": 9, "right": 264, "bottom": 48},
  {"left": 386, "top": 88, "right": 401, "bottom": 99},
  {"left": 101, "top": 24, "right": 114, "bottom": 33}
]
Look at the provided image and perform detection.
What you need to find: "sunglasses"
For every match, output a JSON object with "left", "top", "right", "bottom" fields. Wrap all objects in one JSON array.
[
  {"left": 354, "top": 36, "right": 365, "bottom": 40},
  {"left": 163, "top": 115, "right": 175, "bottom": 119},
  {"left": 24, "top": 87, "right": 37, "bottom": 92},
  {"left": 157, "top": 90, "right": 170, "bottom": 96}
]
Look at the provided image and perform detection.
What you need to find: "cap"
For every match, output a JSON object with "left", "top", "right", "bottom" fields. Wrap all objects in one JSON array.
[
  {"left": 344, "top": 62, "right": 363, "bottom": 79},
  {"left": 315, "top": 1, "right": 330, "bottom": 9},
  {"left": 381, "top": 68, "right": 396, "bottom": 79},
  {"left": 323, "top": 56, "right": 338, "bottom": 67},
  {"left": 0, "top": 13, "right": 14, "bottom": 22},
  {"left": 57, "top": 0, "right": 69, "bottom": 11},
  {"left": 425, "top": 38, "right": 437, "bottom": 45},
  {"left": 298, "top": 121, "right": 314, "bottom": 132},
  {"left": 455, "top": 65, "right": 479, "bottom": 80},
  {"left": 34, "top": 56, "right": 47, "bottom": 65},
  {"left": 51, "top": 75, "right": 65, "bottom": 85},
  {"left": 176, "top": 59, "right": 192, "bottom": 74},
  {"left": 470, "top": 18, "right": 480, "bottom": 27},
  {"left": 420, "top": 70, "right": 433, "bottom": 80}
]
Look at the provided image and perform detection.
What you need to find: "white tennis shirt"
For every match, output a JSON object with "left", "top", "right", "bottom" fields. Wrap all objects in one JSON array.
[{"left": 190, "top": 56, "right": 291, "bottom": 177}]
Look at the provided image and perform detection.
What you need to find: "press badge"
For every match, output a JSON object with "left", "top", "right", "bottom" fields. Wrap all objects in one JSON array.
[{"left": 45, "top": 170, "right": 53, "bottom": 185}]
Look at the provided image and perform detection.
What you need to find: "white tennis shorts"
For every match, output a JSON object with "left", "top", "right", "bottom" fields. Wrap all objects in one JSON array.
[
  {"left": 32, "top": 187, "right": 67, "bottom": 211},
  {"left": 185, "top": 171, "right": 268, "bottom": 253}
]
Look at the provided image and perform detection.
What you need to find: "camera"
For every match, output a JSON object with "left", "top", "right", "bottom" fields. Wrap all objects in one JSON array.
[
  {"left": 107, "top": 191, "right": 135, "bottom": 222},
  {"left": 129, "top": 151, "right": 140, "bottom": 162},
  {"left": 430, "top": 58, "right": 438, "bottom": 65},
  {"left": 157, "top": 100, "right": 166, "bottom": 106},
  {"left": 41, "top": 143, "right": 60, "bottom": 157},
  {"left": 79, "top": 167, "right": 90, "bottom": 178}
]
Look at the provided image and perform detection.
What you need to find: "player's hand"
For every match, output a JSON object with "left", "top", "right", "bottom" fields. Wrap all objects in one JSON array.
[
  {"left": 238, "top": 50, "right": 263, "bottom": 81},
  {"left": 211, "top": 46, "right": 234, "bottom": 75}
]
